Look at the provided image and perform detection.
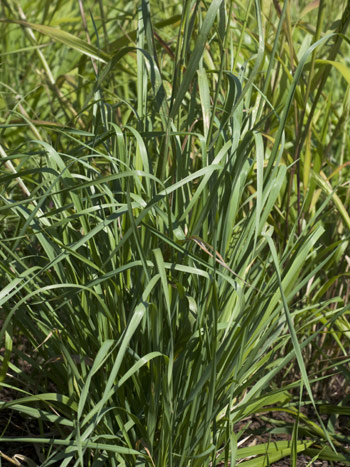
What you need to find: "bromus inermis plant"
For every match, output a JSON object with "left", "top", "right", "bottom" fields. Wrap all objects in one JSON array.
[{"left": 1, "top": 0, "right": 350, "bottom": 465}]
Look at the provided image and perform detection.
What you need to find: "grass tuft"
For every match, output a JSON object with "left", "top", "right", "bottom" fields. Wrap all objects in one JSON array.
[{"left": 1, "top": 0, "right": 350, "bottom": 465}]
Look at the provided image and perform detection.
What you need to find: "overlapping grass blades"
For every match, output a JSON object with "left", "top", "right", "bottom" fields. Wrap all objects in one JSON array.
[{"left": 1, "top": 0, "right": 350, "bottom": 465}]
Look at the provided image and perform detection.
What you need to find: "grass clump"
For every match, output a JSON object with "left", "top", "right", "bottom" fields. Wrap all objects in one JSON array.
[{"left": 1, "top": 0, "right": 350, "bottom": 465}]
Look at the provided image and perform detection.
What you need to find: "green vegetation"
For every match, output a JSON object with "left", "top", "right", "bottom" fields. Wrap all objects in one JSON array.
[{"left": 1, "top": 0, "right": 350, "bottom": 465}]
